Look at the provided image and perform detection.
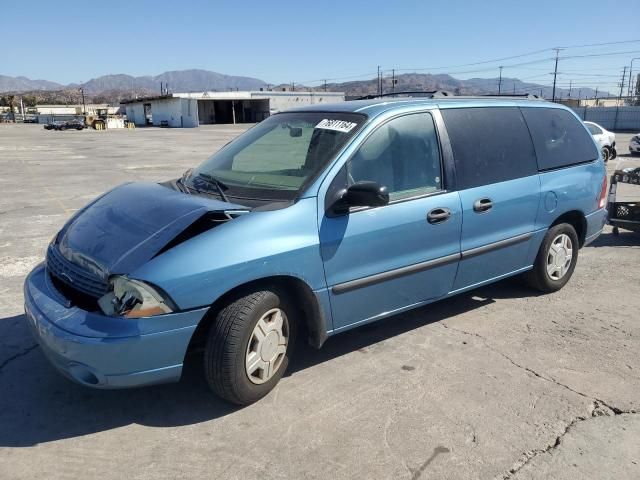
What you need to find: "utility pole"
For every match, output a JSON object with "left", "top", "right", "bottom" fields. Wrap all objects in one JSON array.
[
  {"left": 551, "top": 47, "right": 562, "bottom": 102},
  {"left": 540, "top": 88, "right": 543, "bottom": 98},
  {"left": 377, "top": 66, "right": 381, "bottom": 96},
  {"left": 392, "top": 69, "right": 395, "bottom": 94},
  {"left": 498, "top": 66, "right": 503, "bottom": 94},
  {"left": 291, "top": 82, "right": 295, "bottom": 92},
  {"left": 568, "top": 80, "right": 572, "bottom": 98},
  {"left": 618, "top": 67, "right": 627, "bottom": 106},
  {"left": 513, "top": 82, "right": 516, "bottom": 94},
  {"left": 323, "top": 79, "right": 327, "bottom": 92}
]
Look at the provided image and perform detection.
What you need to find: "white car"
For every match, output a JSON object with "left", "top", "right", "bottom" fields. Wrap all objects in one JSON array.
[
  {"left": 584, "top": 121, "right": 616, "bottom": 162},
  {"left": 630, "top": 134, "right": 640, "bottom": 156}
]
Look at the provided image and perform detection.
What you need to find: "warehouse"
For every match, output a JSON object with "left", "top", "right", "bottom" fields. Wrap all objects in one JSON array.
[{"left": 121, "top": 90, "right": 345, "bottom": 127}]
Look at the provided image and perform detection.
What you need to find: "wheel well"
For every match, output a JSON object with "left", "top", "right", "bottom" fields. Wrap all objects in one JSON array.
[
  {"left": 551, "top": 210, "right": 587, "bottom": 247},
  {"left": 187, "top": 276, "right": 327, "bottom": 355}
]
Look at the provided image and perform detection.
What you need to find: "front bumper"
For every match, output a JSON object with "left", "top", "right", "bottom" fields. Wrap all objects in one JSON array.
[{"left": 24, "top": 264, "right": 208, "bottom": 388}]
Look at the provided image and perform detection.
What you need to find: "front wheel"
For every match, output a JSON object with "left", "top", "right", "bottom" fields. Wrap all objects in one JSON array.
[
  {"left": 204, "top": 289, "right": 297, "bottom": 405},
  {"left": 601, "top": 147, "right": 610, "bottom": 162},
  {"left": 525, "top": 223, "right": 579, "bottom": 293}
]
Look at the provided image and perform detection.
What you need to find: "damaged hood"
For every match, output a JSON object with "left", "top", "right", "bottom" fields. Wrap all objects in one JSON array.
[{"left": 55, "top": 182, "right": 246, "bottom": 280}]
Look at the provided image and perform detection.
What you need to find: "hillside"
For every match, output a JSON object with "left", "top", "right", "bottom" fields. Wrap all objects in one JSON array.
[{"left": 0, "top": 70, "right": 612, "bottom": 104}]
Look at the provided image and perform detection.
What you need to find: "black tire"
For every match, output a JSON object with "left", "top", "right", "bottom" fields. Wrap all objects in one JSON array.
[
  {"left": 601, "top": 147, "right": 609, "bottom": 162},
  {"left": 612, "top": 226, "right": 619, "bottom": 236},
  {"left": 525, "top": 223, "right": 579, "bottom": 293},
  {"left": 204, "top": 289, "right": 297, "bottom": 405}
]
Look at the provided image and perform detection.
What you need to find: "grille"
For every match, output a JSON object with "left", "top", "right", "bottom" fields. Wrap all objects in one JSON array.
[{"left": 46, "top": 245, "right": 109, "bottom": 299}]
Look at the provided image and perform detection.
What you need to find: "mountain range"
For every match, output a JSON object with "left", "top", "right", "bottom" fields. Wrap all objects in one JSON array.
[
  {"left": 0, "top": 69, "right": 612, "bottom": 102},
  {"left": 0, "top": 69, "right": 266, "bottom": 95}
]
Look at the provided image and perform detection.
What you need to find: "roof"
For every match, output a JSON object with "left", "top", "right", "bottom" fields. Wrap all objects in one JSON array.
[
  {"left": 120, "top": 90, "right": 345, "bottom": 104},
  {"left": 286, "top": 96, "right": 559, "bottom": 118}
]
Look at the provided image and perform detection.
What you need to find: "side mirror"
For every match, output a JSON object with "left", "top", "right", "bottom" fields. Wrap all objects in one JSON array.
[{"left": 333, "top": 181, "right": 389, "bottom": 213}]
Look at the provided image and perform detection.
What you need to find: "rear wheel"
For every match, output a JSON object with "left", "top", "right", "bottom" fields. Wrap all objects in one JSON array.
[
  {"left": 601, "top": 147, "right": 609, "bottom": 162},
  {"left": 526, "top": 223, "right": 579, "bottom": 293},
  {"left": 204, "top": 289, "right": 296, "bottom": 405}
]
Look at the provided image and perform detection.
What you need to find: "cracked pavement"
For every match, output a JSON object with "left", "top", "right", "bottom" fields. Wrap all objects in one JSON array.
[{"left": 1, "top": 124, "right": 639, "bottom": 479}]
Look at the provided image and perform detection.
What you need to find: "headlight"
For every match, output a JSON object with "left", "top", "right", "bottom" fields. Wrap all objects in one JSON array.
[{"left": 98, "top": 276, "right": 175, "bottom": 318}]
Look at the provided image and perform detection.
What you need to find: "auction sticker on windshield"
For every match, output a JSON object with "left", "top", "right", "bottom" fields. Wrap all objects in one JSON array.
[{"left": 315, "top": 119, "right": 358, "bottom": 133}]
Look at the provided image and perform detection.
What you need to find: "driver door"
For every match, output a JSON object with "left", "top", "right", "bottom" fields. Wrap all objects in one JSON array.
[{"left": 319, "top": 112, "right": 462, "bottom": 331}]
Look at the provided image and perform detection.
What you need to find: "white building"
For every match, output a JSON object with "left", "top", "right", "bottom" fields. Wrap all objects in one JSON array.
[
  {"left": 34, "top": 104, "right": 121, "bottom": 115},
  {"left": 121, "top": 90, "right": 345, "bottom": 128}
]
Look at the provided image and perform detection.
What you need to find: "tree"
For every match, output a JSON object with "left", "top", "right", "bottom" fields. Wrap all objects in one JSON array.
[{"left": 22, "top": 95, "right": 37, "bottom": 107}]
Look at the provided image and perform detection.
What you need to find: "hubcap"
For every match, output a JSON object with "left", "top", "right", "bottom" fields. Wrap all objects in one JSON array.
[
  {"left": 245, "top": 308, "right": 289, "bottom": 385},
  {"left": 546, "top": 233, "right": 573, "bottom": 281}
]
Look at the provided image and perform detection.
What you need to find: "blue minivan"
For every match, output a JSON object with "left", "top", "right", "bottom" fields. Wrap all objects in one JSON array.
[{"left": 24, "top": 96, "right": 607, "bottom": 404}]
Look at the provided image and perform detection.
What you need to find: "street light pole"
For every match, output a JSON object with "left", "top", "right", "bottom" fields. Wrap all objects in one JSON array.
[
  {"left": 80, "top": 87, "right": 86, "bottom": 115},
  {"left": 629, "top": 57, "right": 640, "bottom": 98},
  {"left": 498, "top": 66, "right": 503, "bottom": 94}
]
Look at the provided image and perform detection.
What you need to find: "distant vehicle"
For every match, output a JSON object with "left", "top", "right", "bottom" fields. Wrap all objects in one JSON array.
[
  {"left": 54, "top": 119, "right": 86, "bottom": 131},
  {"left": 584, "top": 121, "right": 616, "bottom": 162},
  {"left": 630, "top": 134, "right": 640, "bottom": 156},
  {"left": 23, "top": 117, "right": 38, "bottom": 124},
  {"left": 44, "top": 120, "right": 85, "bottom": 131},
  {"left": 25, "top": 97, "right": 607, "bottom": 405}
]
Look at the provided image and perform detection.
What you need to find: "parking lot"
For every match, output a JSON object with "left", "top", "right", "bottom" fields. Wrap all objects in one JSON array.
[{"left": 1, "top": 123, "right": 639, "bottom": 479}]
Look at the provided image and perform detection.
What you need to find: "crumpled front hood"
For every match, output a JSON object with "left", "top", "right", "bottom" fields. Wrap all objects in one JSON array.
[{"left": 55, "top": 182, "right": 245, "bottom": 280}]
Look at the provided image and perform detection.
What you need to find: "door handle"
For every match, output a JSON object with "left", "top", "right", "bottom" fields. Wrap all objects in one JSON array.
[
  {"left": 427, "top": 207, "right": 451, "bottom": 224},
  {"left": 473, "top": 198, "right": 493, "bottom": 213}
]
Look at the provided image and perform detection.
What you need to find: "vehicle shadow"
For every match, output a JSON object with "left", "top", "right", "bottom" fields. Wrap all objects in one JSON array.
[
  {"left": 0, "top": 278, "right": 532, "bottom": 448},
  {"left": 587, "top": 230, "right": 640, "bottom": 248}
]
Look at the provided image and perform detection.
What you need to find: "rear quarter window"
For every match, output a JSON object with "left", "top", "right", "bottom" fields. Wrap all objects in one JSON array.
[
  {"left": 521, "top": 107, "right": 598, "bottom": 171},
  {"left": 441, "top": 107, "right": 538, "bottom": 189}
]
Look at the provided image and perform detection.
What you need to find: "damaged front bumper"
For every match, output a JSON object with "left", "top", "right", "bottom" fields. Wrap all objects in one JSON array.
[{"left": 23, "top": 264, "right": 208, "bottom": 388}]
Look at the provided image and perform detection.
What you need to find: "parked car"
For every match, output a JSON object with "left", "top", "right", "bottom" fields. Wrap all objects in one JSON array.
[
  {"left": 43, "top": 121, "right": 61, "bottom": 130},
  {"left": 54, "top": 119, "right": 85, "bottom": 131},
  {"left": 584, "top": 121, "right": 616, "bottom": 161},
  {"left": 630, "top": 134, "right": 640, "bottom": 156},
  {"left": 24, "top": 98, "right": 607, "bottom": 405}
]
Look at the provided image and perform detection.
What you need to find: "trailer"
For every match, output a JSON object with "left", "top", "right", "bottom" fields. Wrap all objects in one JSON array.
[{"left": 607, "top": 168, "right": 640, "bottom": 235}]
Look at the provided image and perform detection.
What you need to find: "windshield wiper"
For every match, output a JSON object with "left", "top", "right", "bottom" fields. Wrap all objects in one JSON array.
[{"left": 196, "top": 172, "right": 230, "bottom": 203}]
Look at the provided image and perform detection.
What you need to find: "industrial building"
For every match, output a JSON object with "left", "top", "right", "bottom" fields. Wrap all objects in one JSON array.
[{"left": 120, "top": 90, "right": 345, "bottom": 127}]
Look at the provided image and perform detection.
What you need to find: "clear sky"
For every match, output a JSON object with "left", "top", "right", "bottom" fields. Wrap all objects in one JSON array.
[{"left": 3, "top": 0, "right": 640, "bottom": 94}]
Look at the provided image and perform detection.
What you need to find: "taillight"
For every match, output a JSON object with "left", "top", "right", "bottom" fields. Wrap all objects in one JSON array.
[{"left": 598, "top": 175, "right": 608, "bottom": 209}]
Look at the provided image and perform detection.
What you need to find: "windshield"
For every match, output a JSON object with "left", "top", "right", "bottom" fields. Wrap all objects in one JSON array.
[{"left": 188, "top": 112, "right": 366, "bottom": 201}]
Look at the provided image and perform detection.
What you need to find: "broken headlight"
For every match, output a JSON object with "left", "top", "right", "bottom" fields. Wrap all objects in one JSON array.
[{"left": 98, "top": 276, "right": 175, "bottom": 318}]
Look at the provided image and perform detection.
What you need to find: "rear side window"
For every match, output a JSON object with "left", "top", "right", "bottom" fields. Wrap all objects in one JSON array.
[
  {"left": 441, "top": 107, "right": 538, "bottom": 189},
  {"left": 521, "top": 108, "right": 598, "bottom": 171},
  {"left": 585, "top": 122, "right": 602, "bottom": 135}
]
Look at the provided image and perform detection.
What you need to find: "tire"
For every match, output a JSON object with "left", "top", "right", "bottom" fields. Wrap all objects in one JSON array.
[
  {"left": 601, "top": 147, "right": 609, "bottom": 162},
  {"left": 525, "top": 223, "right": 579, "bottom": 293},
  {"left": 204, "top": 289, "right": 297, "bottom": 405},
  {"left": 60, "top": 126, "right": 66, "bottom": 131},
  {"left": 612, "top": 226, "right": 619, "bottom": 236}
]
